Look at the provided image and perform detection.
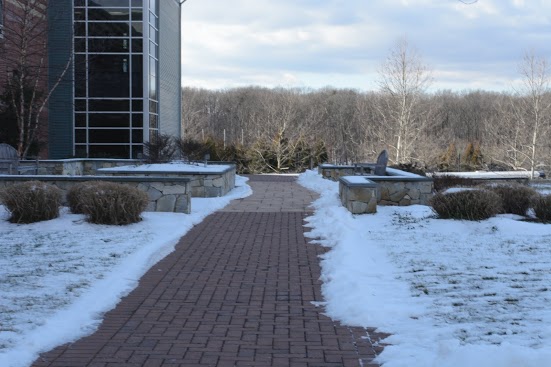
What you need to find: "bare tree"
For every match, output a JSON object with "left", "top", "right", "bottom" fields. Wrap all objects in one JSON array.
[
  {"left": 515, "top": 51, "right": 551, "bottom": 178},
  {"left": 376, "top": 38, "right": 433, "bottom": 163},
  {"left": 0, "top": 0, "right": 72, "bottom": 158}
]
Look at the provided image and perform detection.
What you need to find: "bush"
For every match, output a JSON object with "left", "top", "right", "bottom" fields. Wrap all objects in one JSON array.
[
  {"left": 0, "top": 181, "right": 61, "bottom": 223},
  {"left": 77, "top": 182, "right": 149, "bottom": 225},
  {"left": 532, "top": 194, "right": 551, "bottom": 223},
  {"left": 485, "top": 183, "right": 537, "bottom": 216},
  {"left": 430, "top": 189, "right": 503, "bottom": 221},
  {"left": 432, "top": 175, "right": 476, "bottom": 192},
  {"left": 144, "top": 134, "right": 176, "bottom": 163},
  {"left": 67, "top": 181, "right": 96, "bottom": 214}
]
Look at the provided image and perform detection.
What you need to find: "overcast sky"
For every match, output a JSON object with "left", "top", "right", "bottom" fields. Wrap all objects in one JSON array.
[{"left": 180, "top": 0, "right": 551, "bottom": 92}]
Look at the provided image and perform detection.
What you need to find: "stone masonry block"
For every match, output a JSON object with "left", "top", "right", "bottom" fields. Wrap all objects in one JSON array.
[{"left": 156, "top": 195, "right": 176, "bottom": 212}]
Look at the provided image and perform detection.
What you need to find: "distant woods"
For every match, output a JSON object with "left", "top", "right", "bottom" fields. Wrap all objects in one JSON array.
[{"left": 181, "top": 85, "right": 550, "bottom": 174}]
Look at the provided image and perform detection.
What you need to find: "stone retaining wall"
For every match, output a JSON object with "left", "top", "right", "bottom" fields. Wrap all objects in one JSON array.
[
  {"left": 338, "top": 170, "right": 434, "bottom": 214},
  {"left": 96, "top": 166, "right": 236, "bottom": 198},
  {"left": 17, "top": 159, "right": 236, "bottom": 198},
  {"left": 21, "top": 159, "right": 143, "bottom": 176},
  {"left": 339, "top": 177, "right": 378, "bottom": 214},
  {"left": 319, "top": 164, "right": 374, "bottom": 181},
  {"left": 0, "top": 176, "right": 191, "bottom": 214}
]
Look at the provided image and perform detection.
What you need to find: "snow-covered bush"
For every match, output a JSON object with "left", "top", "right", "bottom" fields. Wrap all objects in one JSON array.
[
  {"left": 486, "top": 183, "right": 537, "bottom": 216},
  {"left": 0, "top": 181, "right": 61, "bottom": 223},
  {"left": 430, "top": 189, "right": 502, "bottom": 220},
  {"left": 532, "top": 194, "right": 551, "bottom": 223},
  {"left": 77, "top": 182, "right": 149, "bottom": 225}
]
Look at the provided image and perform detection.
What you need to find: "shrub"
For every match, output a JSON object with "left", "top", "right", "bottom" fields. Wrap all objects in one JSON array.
[
  {"left": 144, "top": 133, "right": 176, "bottom": 163},
  {"left": 532, "top": 194, "right": 551, "bottom": 223},
  {"left": 77, "top": 182, "right": 149, "bottom": 225},
  {"left": 66, "top": 181, "right": 96, "bottom": 214},
  {"left": 430, "top": 189, "right": 503, "bottom": 221},
  {"left": 486, "top": 183, "right": 537, "bottom": 216},
  {"left": 432, "top": 175, "right": 476, "bottom": 192},
  {"left": 0, "top": 181, "right": 61, "bottom": 223}
]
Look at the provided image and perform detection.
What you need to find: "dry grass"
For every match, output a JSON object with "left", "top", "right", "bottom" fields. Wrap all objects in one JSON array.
[
  {"left": 430, "top": 189, "right": 503, "bottom": 221},
  {"left": 0, "top": 181, "right": 61, "bottom": 223}
]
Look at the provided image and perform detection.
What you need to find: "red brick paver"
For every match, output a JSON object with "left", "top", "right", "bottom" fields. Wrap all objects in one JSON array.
[{"left": 31, "top": 175, "right": 387, "bottom": 367}]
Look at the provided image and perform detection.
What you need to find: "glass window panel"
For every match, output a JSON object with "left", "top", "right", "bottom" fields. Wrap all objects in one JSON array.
[
  {"left": 149, "top": 100, "right": 157, "bottom": 114},
  {"left": 149, "top": 41, "right": 157, "bottom": 58},
  {"left": 89, "top": 55, "right": 130, "bottom": 98},
  {"left": 89, "top": 38, "right": 130, "bottom": 53},
  {"left": 74, "top": 22, "right": 86, "bottom": 37},
  {"left": 149, "top": 114, "right": 158, "bottom": 129},
  {"left": 132, "top": 129, "right": 143, "bottom": 143},
  {"left": 75, "top": 0, "right": 85, "bottom": 6},
  {"left": 148, "top": 12, "right": 157, "bottom": 26},
  {"left": 75, "top": 113, "right": 87, "bottom": 127},
  {"left": 131, "top": 55, "right": 143, "bottom": 97},
  {"left": 149, "top": 56, "right": 156, "bottom": 77},
  {"left": 131, "top": 22, "right": 143, "bottom": 37},
  {"left": 131, "top": 9, "right": 142, "bottom": 21},
  {"left": 89, "top": 129, "right": 130, "bottom": 143},
  {"left": 132, "top": 39, "right": 143, "bottom": 52},
  {"left": 89, "top": 113, "right": 131, "bottom": 127},
  {"left": 74, "top": 8, "right": 86, "bottom": 21},
  {"left": 131, "top": 0, "right": 143, "bottom": 7},
  {"left": 75, "top": 145, "right": 87, "bottom": 158},
  {"left": 75, "top": 129, "right": 87, "bottom": 144},
  {"left": 132, "top": 113, "right": 143, "bottom": 127},
  {"left": 88, "top": 22, "right": 129, "bottom": 37},
  {"left": 149, "top": 128, "right": 158, "bottom": 142},
  {"left": 132, "top": 100, "right": 143, "bottom": 111},
  {"left": 75, "top": 38, "right": 86, "bottom": 52},
  {"left": 88, "top": 8, "right": 130, "bottom": 21},
  {"left": 149, "top": 76, "right": 157, "bottom": 100},
  {"left": 149, "top": 25, "right": 157, "bottom": 42},
  {"left": 131, "top": 145, "right": 143, "bottom": 159},
  {"left": 75, "top": 100, "right": 87, "bottom": 112},
  {"left": 75, "top": 55, "right": 87, "bottom": 97},
  {"left": 89, "top": 100, "right": 130, "bottom": 111},
  {"left": 88, "top": 0, "right": 129, "bottom": 6},
  {"left": 149, "top": 0, "right": 158, "bottom": 15},
  {"left": 89, "top": 145, "right": 130, "bottom": 159}
]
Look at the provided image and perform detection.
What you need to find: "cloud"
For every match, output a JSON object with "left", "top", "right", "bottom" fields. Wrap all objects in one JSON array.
[{"left": 181, "top": 0, "right": 551, "bottom": 91}]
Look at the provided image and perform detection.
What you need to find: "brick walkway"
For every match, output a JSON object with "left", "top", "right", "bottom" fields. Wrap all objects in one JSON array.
[{"left": 31, "top": 175, "right": 387, "bottom": 367}]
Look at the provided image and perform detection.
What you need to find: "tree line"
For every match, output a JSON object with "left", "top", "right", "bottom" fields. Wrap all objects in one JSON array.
[
  {"left": 182, "top": 42, "right": 550, "bottom": 176},
  {"left": 181, "top": 86, "right": 551, "bottom": 174}
]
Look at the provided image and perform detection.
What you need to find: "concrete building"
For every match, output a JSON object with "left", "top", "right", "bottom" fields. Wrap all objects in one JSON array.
[{"left": 1, "top": 0, "right": 182, "bottom": 159}]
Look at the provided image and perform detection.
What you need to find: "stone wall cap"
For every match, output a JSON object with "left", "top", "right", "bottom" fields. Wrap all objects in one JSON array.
[
  {"left": 0, "top": 175, "right": 191, "bottom": 183},
  {"left": 339, "top": 176, "right": 378, "bottom": 187}
]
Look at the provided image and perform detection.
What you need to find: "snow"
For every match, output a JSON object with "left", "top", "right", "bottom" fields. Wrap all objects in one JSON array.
[
  {"left": 298, "top": 169, "right": 551, "bottom": 367},
  {"left": 431, "top": 171, "right": 544, "bottom": 179},
  {"left": 341, "top": 176, "right": 375, "bottom": 184},
  {"left": 97, "top": 162, "right": 232, "bottom": 173},
  {"left": 0, "top": 176, "right": 252, "bottom": 367},
  {"left": 385, "top": 167, "right": 425, "bottom": 178}
]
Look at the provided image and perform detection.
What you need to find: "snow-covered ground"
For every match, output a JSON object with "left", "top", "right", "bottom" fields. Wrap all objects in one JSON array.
[
  {"left": 0, "top": 176, "right": 252, "bottom": 367},
  {"left": 298, "top": 170, "right": 551, "bottom": 367}
]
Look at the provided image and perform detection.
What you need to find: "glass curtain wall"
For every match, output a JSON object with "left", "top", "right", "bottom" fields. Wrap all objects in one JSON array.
[
  {"left": 73, "top": 0, "right": 145, "bottom": 158},
  {"left": 148, "top": 0, "right": 159, "bottom": 143}
]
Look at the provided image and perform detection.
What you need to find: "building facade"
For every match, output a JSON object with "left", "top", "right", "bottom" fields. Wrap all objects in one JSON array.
[{"left": 46, "top": 0, "right": 182, "bottom": 159}]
